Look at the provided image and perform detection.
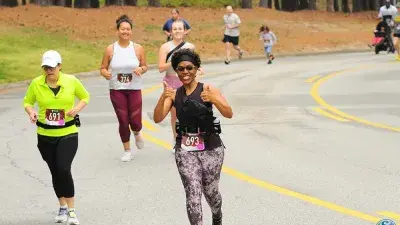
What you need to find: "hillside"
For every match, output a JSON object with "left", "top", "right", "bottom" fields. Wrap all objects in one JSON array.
[{"left": 0, "top": 5, "right": 378, "bottom": 83}]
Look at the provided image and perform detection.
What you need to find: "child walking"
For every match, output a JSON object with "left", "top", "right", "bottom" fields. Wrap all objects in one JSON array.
[{"left": 259, "top": 25, "right": 277, "bottom": 64}]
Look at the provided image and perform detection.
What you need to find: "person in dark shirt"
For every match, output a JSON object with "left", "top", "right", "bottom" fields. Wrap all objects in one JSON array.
[
  {"left": 162, "top": 8, "right": 191, "bottom": 41},
  {"left": 153, "top": 48, "right": 233, "bottom": 225}
]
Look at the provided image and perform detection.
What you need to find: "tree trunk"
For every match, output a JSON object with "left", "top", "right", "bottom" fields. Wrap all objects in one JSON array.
[
  {"left": 90, "top": 0, "right": 99, "bottom": 7},
  {"left": 334, "top": 0, "right": 340, "bottom": 11},
  {"left": 148, "top": 0, "right": 160, "bottom": 7},
  {"left": 259, "top": 0, "right": 268, "bottom": 7},
  {"left": 74, "top": 0, "right": 91, "bottom": 7},
  {"left": 327, "top": 0, "right": 334, "bottom": 11},
  {"left": 298, "top": 0, "right": 309, "bottom": 10},
  {"left": 274, "top": 0, "right": 281, "bottom": 9},
  {"left": 125, "top": 0, "right": 136, "bottom": 6},
  {"left": 309, "top": 0, "right": 317, "bottom": 10},
  {"left": 105, "top": 0, "right": 124, "bottom": 6},
  {"left": 352, "top": 0, "right": 361, "bottom": 12},
  {"left": 241, "top": 0, "right": 252, "bottom": 8},
  {"left": 0, "top": 0, "right": 18, "bottom": 6},
  {"left": 267, "top": 0, "right": 272, "bottom": 8},
  {"left": 31, "top": 0, "right": 53, "bottom": 6},
  {"left": 342, "top": 0, "right": 351, "bottom": 12},
  {"left": 54, "top": 0, "right": 65, "bottom": 6}
]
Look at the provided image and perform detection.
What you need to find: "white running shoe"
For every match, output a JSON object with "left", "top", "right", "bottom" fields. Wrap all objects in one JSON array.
[
  {"left": 121, "top": 151, "right": 133, "bottom": 162},
  {"left": 134, "top": 132, "right": 144, "bottom": 149},
  {"left": 67, "top": 210, "right": 80, "bottom": 225},
  {"left": 54, "top": 207, "right": 68, "bottom": 223}
]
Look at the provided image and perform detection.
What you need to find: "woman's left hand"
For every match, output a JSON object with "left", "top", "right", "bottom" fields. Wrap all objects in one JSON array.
[
  {"left": 133, "top": 67, "right": 144, "bottom": 76},
  {"left": 66, "top": 108, "right": 78, "bottom": 117},
  {"left": 200, "top": 84, "right": 216, "bottom": 103}
]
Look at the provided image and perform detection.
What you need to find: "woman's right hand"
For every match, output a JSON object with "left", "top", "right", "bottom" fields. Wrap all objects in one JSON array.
[
  {"left": 162, "top": 81, "right": 176, "bottom": 101},
  {"left": 102, "top": 70, "right": 112, "bottom": 80},
  {"left": 29, "top": 111, "right": 38, "bottom": 123}
]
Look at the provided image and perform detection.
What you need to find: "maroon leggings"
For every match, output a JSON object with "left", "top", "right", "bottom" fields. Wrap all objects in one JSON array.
[{"left": 110, "top": 89, "right": 142, "bottom": 143}]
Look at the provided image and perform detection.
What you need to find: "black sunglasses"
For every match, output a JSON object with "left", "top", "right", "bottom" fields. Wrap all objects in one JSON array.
[
  {"left": 176, "top": 65, "right": 196, "bottom": 72},
  {"left": 42, "top": 66, "right": 56, "bottom": 71}
]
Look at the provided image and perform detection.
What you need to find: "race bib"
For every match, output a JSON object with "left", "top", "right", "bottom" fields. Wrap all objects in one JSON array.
[
  {"left": 45, "top": 109, "right": 65, "bottom": 126},
  {"left": 117, "top": 73, "right": 133, "bottom": 83},
  {"left": 181, "top": 133, "right": 205, "bottom": 151}
]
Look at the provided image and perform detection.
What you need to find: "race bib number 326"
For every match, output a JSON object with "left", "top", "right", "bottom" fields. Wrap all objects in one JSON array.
[
  {"left": 181, "top": 133, "right": 205, "bottom": 151},
  {"left": 45, "top": 109, "right": 65, "bottom": 126}
]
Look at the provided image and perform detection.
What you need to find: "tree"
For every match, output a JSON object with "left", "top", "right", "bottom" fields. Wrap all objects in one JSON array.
[
  {"left": 309, "top": 0, "right": 317, "bottom": 10},
  {"left": 327, "top": 0, "right": 334, "bottom": 11},
  {"left": 241, "top": 0, "right": 252, "bottom": 8},
  {"left": 259, "top": 0, "right": 268, "bottom": 8},
  {"left": 125, "top": 0, "right": 136, "bottom": 6},
  {"left": 298, "top": 0, "right": 309, "bottom": 10},
  {"left": 74, "top": 0, "right": 99, "bottom": 8},
  {"left": 280, "top": 0, "right": 297, "bottom": 11},
  {"left": 334, "top": 0, "right": 340, "bottom": 11},
  {"left": 274, "top": 0, "right": 280, "bottom": 10},
  {"left": 0, "top": 0, "right": 18, "bottom": 6},
  {"left": 105, "top": 0, "right": 125, "bottom": 6},
  {"left": 148, "top": 0, "right": 160, "bottom": 7},
  {"left": 352, "top": 0, "right": 362, "bottom": 12},
  {"left": 30, "top": 0, "right": 54, "bottom": 6},
  {"left": 342, "top": 0, "right": 351, "bottom": 12}
]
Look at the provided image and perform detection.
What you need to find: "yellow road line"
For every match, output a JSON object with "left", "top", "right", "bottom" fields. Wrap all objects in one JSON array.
[
  {"left": 142, "top": 119, "right": 158, "bottom": 132},
  {"left": 376, "top": 211, "right": 400, "bottom": 221},
  {"left": 141, "top": 131, "right": 381, "bottom": 223},
  {"left": 310, "top": 66, "right": 400, "bottom": 132},
  {"left": 306, "top": 75, "right": 321, "bottom": 83},
  {"left": 314, "top": 107, "right": 349, "bottom": 122},
  {"left": 140, "top": 69, "right": 382, "bottom": 223}
]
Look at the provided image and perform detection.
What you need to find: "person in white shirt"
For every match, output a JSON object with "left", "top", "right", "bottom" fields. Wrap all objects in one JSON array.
[{"left": 222, "top": 5, "right": 244, "bottom": 65}]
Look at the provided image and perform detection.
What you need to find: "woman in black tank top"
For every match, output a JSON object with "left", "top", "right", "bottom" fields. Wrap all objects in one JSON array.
[{"left": 153, "top": 48, "right": 233, "bottom": 225}]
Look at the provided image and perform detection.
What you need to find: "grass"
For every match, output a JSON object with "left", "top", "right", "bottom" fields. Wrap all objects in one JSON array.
[{"left": 0, "top": 26, "right": 158, "bottom": 84}]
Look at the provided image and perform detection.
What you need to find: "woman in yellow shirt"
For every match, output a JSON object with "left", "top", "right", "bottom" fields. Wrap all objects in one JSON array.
[{"left": 23, "top": 50, "right": 90, "bottom": 225}]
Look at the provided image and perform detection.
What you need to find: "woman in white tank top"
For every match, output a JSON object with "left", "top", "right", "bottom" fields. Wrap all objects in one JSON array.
[
  {"left": 100, "top": 14, "right": 148, "bottom": 162},
  {"left": 158, "top": 19, "right": 202, "bottom": 152}
]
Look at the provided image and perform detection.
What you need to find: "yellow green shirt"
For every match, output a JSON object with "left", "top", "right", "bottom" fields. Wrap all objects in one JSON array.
[{"left": 23, "top": 72, "right": 90, "bottom": 137}]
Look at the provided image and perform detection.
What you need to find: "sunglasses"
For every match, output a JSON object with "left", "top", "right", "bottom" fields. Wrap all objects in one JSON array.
[
  {"left": 176, "top": 65, "right": 196, "bottom": 72},
  {"left": 42, "top": 66, "right": 56, "bottom": 71}
]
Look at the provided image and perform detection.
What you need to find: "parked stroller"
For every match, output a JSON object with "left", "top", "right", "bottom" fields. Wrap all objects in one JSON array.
[{"left": 370, "top": 20, "right": 396, "bottom": 54}]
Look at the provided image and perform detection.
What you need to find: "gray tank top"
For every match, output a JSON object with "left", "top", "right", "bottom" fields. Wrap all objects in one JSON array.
[{"left": 173, "top": 82, "right": 223, "bottom": 150}]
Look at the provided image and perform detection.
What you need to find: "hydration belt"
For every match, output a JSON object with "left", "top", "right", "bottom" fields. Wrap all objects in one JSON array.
[
  {"left": 175, "top": 121, "right": 221, "bottom": 135},
  {"left": 36, "top": 115, "right": 81, "bottom": 129}
]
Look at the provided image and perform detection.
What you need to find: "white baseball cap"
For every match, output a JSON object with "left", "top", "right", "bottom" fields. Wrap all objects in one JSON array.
[{"left": 41, "top": 50, "right": 62, "bottom": 68}]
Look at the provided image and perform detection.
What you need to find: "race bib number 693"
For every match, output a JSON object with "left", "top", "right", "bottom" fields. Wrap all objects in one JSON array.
[{"left": 181, "top": 133, "right": 205, "bottom": 151}]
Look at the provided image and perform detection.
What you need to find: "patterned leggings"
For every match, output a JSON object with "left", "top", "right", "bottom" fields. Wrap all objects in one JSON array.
[{"left": 175, "top": 146, "right": 225, "bottom": 225}]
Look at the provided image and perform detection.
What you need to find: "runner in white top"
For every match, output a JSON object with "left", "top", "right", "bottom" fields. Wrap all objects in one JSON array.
[
  {"left": 158, "top": 19, "right": 203, "bottom": 153},
  {"left": 100, "top": 14, "right": 148, "bottom": 162}
]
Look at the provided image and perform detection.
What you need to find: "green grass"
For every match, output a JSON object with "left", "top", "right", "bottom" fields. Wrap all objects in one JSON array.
[
  {"left": 0, "top": 27, "right": 104, "bottom": 84},
  {"left": 0, "top": 26, "right": 159, "bottom": 84}
]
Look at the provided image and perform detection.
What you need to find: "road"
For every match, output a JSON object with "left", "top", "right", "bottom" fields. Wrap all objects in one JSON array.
[{"left": 0, "top": 52, "right": 399, "bottom": 225}]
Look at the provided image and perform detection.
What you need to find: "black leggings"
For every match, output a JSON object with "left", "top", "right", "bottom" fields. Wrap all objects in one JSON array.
[
  {"left": 37, "top": 133, "right": 78, "bottom": 198},
  {"left": 175, "top": 146, "right": 225, "bottom": 225}
]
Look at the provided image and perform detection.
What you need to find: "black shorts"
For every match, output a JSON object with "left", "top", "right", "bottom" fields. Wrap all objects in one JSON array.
[
  {"left": 394, "top": 33, "right": 400, "bottom": 38},
  {"left": 222, "top": 35, "right": 239, "bottom": 46}
]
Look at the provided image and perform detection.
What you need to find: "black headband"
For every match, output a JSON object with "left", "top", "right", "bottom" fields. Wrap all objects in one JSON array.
[{"left": 173, "top": 55, "right": 198, "bottom": 70}]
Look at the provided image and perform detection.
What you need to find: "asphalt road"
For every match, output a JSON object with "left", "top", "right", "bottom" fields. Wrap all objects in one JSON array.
[{"left": 0, "top": 52, "right": 399, "bottom": 225}]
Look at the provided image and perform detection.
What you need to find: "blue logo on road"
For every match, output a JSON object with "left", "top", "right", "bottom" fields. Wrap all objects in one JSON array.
[{"left": 377, "top": 219, "right": 396, "bottom": 225}]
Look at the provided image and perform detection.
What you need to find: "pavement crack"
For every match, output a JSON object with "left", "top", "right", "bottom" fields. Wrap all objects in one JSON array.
[{"left": 2, "top": 140, "right": 50, "bottom": 187}]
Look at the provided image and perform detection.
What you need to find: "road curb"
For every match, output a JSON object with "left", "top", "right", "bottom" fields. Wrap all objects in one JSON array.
[{"left": 0, "top": 48, "right": 371, "bottom": 92}]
